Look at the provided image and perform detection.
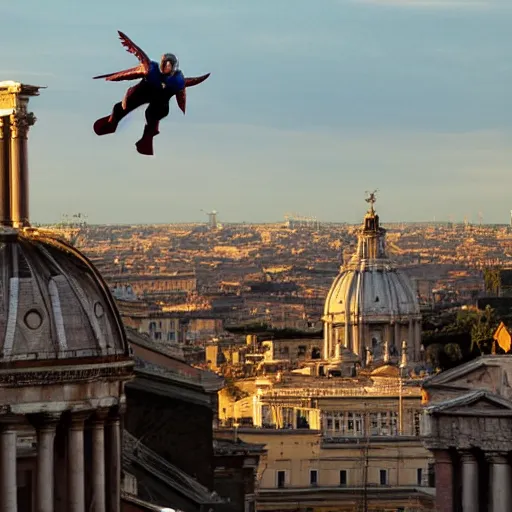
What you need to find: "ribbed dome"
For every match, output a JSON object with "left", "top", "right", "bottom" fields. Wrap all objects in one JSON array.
[
  {"left": 0, "top": 227, "right": 129, "bottom": 362},
  {"left": 324, "top": 205, "right": 419, "bottom": 321},
  {"left": 322, "top": 196, "right": 422, "bottom": 364},
  {"left": 324, "top": 263, "right": 419, "bottom": 320}
]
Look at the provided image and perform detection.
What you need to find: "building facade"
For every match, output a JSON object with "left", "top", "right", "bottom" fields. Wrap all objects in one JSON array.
[{"left": 421, "top": 355, "right": 512, "bottom": 512}]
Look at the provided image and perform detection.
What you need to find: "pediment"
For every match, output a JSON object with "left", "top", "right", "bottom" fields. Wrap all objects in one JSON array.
[
  {"left": 424, "top": 356, "right": 512, "bottom": 395},
  {"left": 425, "top": 390, "right": 512, "bottom": 415},
  {"left": 447, "top": 366, "right": 498, "bottom": 390}
]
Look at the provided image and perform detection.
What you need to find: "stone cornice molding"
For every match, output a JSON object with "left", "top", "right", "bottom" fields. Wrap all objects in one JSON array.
[{"left": 0, "top": 359, "right": 134, "bottom": 387}]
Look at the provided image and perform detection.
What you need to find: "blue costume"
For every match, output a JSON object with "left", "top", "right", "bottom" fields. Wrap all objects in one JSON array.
[{"left": 93, "top": 31, "right": 210, "bottom": 156}]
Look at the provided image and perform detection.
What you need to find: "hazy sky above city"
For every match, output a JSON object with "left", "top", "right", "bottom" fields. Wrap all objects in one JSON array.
[{"left": 1, "top": 0, "right": 510, "bottom": 224}]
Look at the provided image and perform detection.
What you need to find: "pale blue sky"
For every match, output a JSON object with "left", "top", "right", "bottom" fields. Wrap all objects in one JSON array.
[{"left": 1, "top": 0, "right": 510, "bottom": 224}]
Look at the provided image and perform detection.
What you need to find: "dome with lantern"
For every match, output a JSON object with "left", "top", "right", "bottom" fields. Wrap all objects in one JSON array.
[{"left": 322, "top": 193, "right": 421, "bottom": 365}]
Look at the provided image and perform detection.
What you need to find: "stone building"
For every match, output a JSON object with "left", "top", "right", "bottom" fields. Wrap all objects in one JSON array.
[
  {"left": 212, "top": 437, "right": 266, "bottom": 512},
  {"left": 0, "top": 82, "right": 135, "bottom": 512},
  {"left": 421, "top": 355, "right": 512, "bottom": 512},
  {"left": 218, "top": 360, "right": 436, "bottom": 510},
  {"left": 323, "top": 194, "right": 422, "bottom": 365}
]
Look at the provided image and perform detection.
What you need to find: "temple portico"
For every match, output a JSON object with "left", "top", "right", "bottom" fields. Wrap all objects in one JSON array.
[
  {"left": 0, "top": 406, "right": 124, "bottom": 512},
  {"left": 428, "top": 448, "right": 512, "bottom": 512},
  {"left": 421, "top": 356, "right": 512, "bottom": 512},
  {"left": 0, "top": 380, "right": 132, "bottom": 512}
]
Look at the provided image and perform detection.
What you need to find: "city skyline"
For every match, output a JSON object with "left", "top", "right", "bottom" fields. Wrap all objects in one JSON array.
[{"left": 1, "top": 0, "right": 510, "bottom": 224}]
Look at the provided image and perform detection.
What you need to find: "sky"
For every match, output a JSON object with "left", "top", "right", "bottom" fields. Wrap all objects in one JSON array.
[{"left": 1, "top": 0, "right": 511, "bottom": 225}]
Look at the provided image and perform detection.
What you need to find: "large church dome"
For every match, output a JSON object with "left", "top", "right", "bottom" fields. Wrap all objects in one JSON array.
[
  {"left": 322, "top": 195, "right": 421, "bottom": 364},
  {"left": 0, "top": 227, "right": 129, "bottom": 362}
]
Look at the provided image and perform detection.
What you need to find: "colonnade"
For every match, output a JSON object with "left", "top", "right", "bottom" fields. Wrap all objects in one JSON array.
[
  {"left": 0, "top": 406, "right": 122, "bottom": 512},
  {"left": 434, "top": 449, "right": 512, "bottom": 512},
  {"left": 323, "top": 319, "right": 422, "bottom": 364}
]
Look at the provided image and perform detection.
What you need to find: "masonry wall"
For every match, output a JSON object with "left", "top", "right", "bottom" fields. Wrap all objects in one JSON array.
[
  {"left": 214, "top": 455, "right": 256, "bottom": 512},
  {"left": 125, "top": 385, "right": 214, "bottom": 489}
]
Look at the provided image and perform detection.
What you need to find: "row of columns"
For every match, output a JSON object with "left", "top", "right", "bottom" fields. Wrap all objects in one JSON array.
[
  {"left": 0, "top": 407, "right": 122, "bottom": 512},
  {"left": 435, "top": 449, "right": 512, "bottom": 512},
  {"left": 324, "top": 319, "right": 422, "bottom": 365}
]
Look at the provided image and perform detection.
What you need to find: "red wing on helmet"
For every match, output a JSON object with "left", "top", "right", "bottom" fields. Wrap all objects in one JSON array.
[
  {"left": 184, "top": 73, "right": 211, "bottom": 88},
  {"left": 93, "top": 65, "right": 147, "bottom": 82},
  {"left": 117, "top": 30, "right": 151, "bottom": 74}
]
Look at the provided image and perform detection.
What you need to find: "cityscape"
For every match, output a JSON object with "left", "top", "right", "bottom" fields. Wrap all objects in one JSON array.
[{"left": 1, "top": 1, "right": 511, "bottom": 511}]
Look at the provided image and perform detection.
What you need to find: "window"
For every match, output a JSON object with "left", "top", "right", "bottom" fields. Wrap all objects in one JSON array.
[
  {"left": 369, "top": 412, "right": 398, "bottom": 436},
  {"left": 379, "top": 470, "right": 387, "bottom": 485},
  {"left": 339, "top": 470, "right": 347, "bottom": 487},
  {"left": 310, "top": 470, "right": 318, "bottom": 486},
  {"left": 154, "top": 332, "right": 162, "bottom": 340},
  {"left": 417, "top": 468, "right": 423, "bottom": 486},
  {"left": 167, "top": 331, "right": 176, "bottom": 341},
  {"left": 322, "top": 412, "right": 364, "bottom": 436},
  {"left": 427, "top": 463, "right": 435, "bottom": 487},
  {"left": 277, "top": 470, "right": 286, "bottom": 488},
  {"left": 414, "top": 411, "right": 421, "bottom": 436}
]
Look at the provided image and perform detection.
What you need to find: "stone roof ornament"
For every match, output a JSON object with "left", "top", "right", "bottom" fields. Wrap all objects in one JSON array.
[
  {"left": 400, "top": 340, "right": 408, "bottom": 370},
  {"left": 365, "top": 189, "right": 378, "bottom": 214},
  {"left": 383, "top": 339, "right": 390, "bottom": 364}
]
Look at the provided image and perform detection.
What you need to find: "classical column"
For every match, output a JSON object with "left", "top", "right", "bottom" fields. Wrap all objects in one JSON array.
[
  {"left": 408, "top": 320, "right": 413, "bottom": 359},
  {"left": 32, "top": 414, "right": 59, "bottom": 512},
  {"left": 0, "top": 116, "right": 11, "bottom": 224},
  {"left": 9, "top": 108, "right": 34, "bottom": 227},
  {"left": 487, "top": 452, "right": 512, "bottom": 512},
  {"left": 90, "top": 413, "right": 107, "bottom": 512},
  {"left": 414, "top": 320, "right": 421, "bottom": 359},
  {"left": 394, "top": 322, "right": 399, "bottom": 350},
  {"left": 68, "top": 414, "right": 87, "bottom": 512},
  {"left": 323, "top": 321, "right": 329, "bottom": 360},
  {"left": 105, "top": 407, "right": 121, "bottom": 512},
  {"left": 0, "top": 423, "right": 18, "bottom": 512},
  {"left": 433, "top": 450, "right": 453, "bottom": 512},
  {"left": 461, "top": 451, "right": 479, "bottom": 512}
]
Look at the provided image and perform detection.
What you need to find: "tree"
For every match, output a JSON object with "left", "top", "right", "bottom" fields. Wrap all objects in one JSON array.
[
  {"left": 470, "top": 305, "right": 497, "bottom": 354},
  {"left": 483, "top": 267, "right": 501, "bottom": 296}
]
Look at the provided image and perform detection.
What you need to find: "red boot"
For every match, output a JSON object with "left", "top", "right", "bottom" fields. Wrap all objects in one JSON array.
[
  {"left": 135, "top": 125, "right": 157, "bottom": 156},
  {"left": 93, "top": 115, "right": 119, "bottom": 136}
]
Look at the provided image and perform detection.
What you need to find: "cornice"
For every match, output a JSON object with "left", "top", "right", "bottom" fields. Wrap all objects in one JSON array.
[{"left": 0, "top": 359, "right": 134, "bottom": 387}]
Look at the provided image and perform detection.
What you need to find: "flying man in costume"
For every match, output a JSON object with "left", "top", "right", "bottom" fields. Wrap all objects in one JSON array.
[{"left": 93, "top": 31, "right": 210, "bottom": 156}]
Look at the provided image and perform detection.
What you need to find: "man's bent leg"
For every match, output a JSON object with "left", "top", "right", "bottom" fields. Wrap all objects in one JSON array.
[
  {"left": 94, "top": 82, "right": 150, "bottom": 136},
  {"left": 135, "top": 101, "right": 170, "bottom": 155}
]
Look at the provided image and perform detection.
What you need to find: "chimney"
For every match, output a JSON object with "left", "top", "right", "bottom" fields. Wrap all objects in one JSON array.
[{"left": 0, "top": 81, "right": 41, "bottom": 228}]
